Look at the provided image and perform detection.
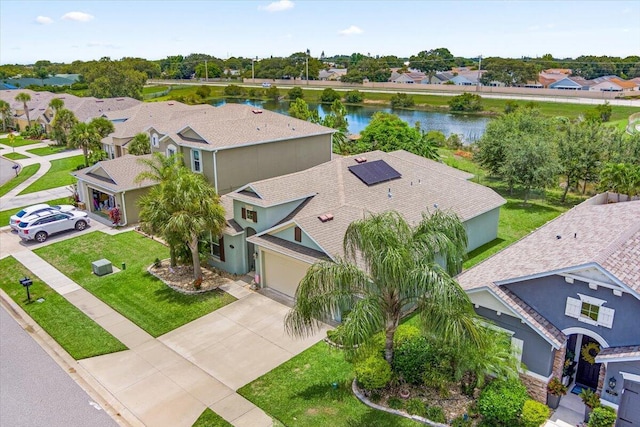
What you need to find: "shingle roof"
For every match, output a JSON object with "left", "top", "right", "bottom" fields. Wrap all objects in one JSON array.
[
  {"left": 103, "top": 102, "right": 334, "bottom": 151},
  {"left": 595, "top": 345, "right": 640, "bottom": 362},
  {"left": 457, "top": 196, "right": 640, "bottom": 294},
  {"left": 73, "top": 154, "right": 156, "bottom": 192},
  {"left": 234, "top": 150, "right": 505, "bottom": 260},
  {"left": 247, "top": 234, "right": 330, "bottom": 265}
]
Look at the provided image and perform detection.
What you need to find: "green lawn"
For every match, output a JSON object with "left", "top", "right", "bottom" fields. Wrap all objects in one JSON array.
[
  {"left": 0, "top": 136, "right": 42, "bottom": 147},
  {"left": 0, "top": 197, "right": 69, "bottom": 227},
  {"left": 19, "top": 155, "right": 84, "bottom": 194},
  {"left": 0, "top": 256, "right": 127, "bottom": 359},
  {"left": 238, "top": 341, "right": 419, "bottom": 427},
  {"left": 191, "top": 409, "right": 233, "bottom": 427},
  {"left": 34, "top": 231, "right": 237, "bottom": 337},
  {"left": 27, "top": 145, "right": 70, "bottom": 156},
  {"left": 0, "top": 164, "right": 40, "bottom": 197},
  {"left": 2, "top": 152, "right": 29, "bottom": 160}
]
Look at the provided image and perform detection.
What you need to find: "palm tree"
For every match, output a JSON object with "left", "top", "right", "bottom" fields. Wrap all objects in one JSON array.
[
  {"left": 0, "top": 100, "right": 12, "bottom": 132},
  {"left": 128, "top": 133, "right": 151, "bottom": 155},
  {"left": 285, "top": 210, "right": 485, "bottom": 364},
  {"left": 68, "top": 122, "right": 101, "bottom": 167},
  {"left": 48, "top": 98, "right": 64, "bottom": 112},
  {"left": 164, "top": 172, "right": 225, "bottom": 281},
  {"left": 51, "top": 108, "right": 78, "bottom": 146},
  {"left": 89, "top": 116, "right": 115, "bottom": 138},
  {"left": 14, "top": 92, "right": 31, "bottom": 129}
]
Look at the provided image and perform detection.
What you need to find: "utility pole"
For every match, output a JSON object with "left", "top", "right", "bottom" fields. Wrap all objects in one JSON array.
[
  {"left": 306, "top": 49, "right": 310, "bottom": 85},
  {"left": 476, "top": 55, "right": 482, "bottom": 92},
  {"left": 252, "top": 56, "right": 257, "bottom": 82},
  {"left": 205, "top": 60, "right": 208, "bottom": 81}
]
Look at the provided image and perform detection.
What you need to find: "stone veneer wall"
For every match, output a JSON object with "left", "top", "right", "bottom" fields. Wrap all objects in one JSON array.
[
  {"left": 597, "top": 363, "right": 606, "bottom": 393},
  {"left": 552, "top": 346, "right": 567, "bottom": 379},
  {"left": 521, "top": 373, "right": 548, "bottom": 403}
]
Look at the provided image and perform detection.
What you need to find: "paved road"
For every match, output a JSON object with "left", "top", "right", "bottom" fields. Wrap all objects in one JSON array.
[
  {"left": 0, "top": 306, "right": 118, "bottom": 427},
  {"left": 0, "top": 156, "right": 18, "bottom": 186}
]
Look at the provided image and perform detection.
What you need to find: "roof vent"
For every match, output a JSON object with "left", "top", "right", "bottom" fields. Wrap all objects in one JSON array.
[
  {"left": 355, "top": 157, "right": 367, "bottom": 163},
  {"left": 318, "top": 213, "right": 334, "bottom": 223},
  {"left": 168, "top": 102, "right": 174, "bottom": 106},
  {"left": 252, "top": 109, "right": 263, "bottom": 114},
  {"left": 556, "top": 235, "right": 562, "bottom": 239}
]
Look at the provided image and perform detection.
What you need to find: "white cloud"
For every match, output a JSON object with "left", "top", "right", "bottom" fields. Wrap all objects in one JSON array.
[
  {"left": 61, "top": 11, "right": 94, "bottom": 22},
  {"left": 339, "top": 25, "right": 363, "bottom": 36},
  {"left": 36, "top": 16, "right": 53, "bottom": 25},
  {"left": 260, "top": 0, "right": 294, "bottom": 12}
]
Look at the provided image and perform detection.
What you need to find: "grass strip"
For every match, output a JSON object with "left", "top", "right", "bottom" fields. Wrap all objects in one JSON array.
[
  {"left": 191, "top": 408, "right": 233, "bottom": 427},
  {"left": 2, "top": 152, "right": 29, "bottom": 160},
  {"left": 35, "top": 231, "right": 236, "bottom": 337},
  {"left": 26, "top": 146, "right": 70, "bottom": 156},
  {"left": 0, "top": 136, "right": 42, "bottom": 147},
  {"left": 19, "top": 155, "right": 83, "bottom": 194},
  {"left": 0, "top": 256, "right": 127, "bottom": 359},
  {"left": 0, "top": 164, "right": 40, "bottom": 197}
]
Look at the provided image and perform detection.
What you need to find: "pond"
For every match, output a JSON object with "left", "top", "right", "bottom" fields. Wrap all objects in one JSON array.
[{"left": 211, "top": 99, "right": 490, "bottom": 144}]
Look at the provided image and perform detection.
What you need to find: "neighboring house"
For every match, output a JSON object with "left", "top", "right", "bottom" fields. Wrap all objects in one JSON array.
[
  {"left": 101, "top": 101, "right": 334, "bottom": 195},
  {"left": 549, "top": 76, "right": 594, "bottom": 90},
  {"left": 389, "top": 71, "right": 426, "bottom": 84},
  {"left": 590, "top": 78, "right": 637, "bottom": 93},
  {"left": 457, "top": 193, "right": 640, "bottom": 425},
  {"left": 0, "top": 89, "right": 140, "bottom": 133},
  {"left": 210, "top": 150, "right": 506, "bottom": 298},
  {"left": 72, "top": 154, "right": 156, "bottom": 225},
  {"left": 75, "top": 101, "right": 335, "bottom": 223},
  {"left": 318, "top": 68, "right": 347, "bottom": 81}
]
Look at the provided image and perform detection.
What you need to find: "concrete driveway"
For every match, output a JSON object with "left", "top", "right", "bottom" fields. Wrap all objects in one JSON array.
[{"left": 159, "top": 292, "right": 329, "bottom": 391}]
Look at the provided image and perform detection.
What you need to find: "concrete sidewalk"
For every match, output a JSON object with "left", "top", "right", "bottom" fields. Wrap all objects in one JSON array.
[{"left": 1, "top": 228, "right": 328, "bottom": 426}]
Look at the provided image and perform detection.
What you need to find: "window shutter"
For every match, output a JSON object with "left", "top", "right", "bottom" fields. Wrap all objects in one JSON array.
[
  {"left": 218, "top": 236, "right": 225, "bottom": 262},
  {"left": 294, "top": 226, "right": 302, "bottom": 242},
  {"left": 252, "top": 211, "right": 258, "bottom": 223},
  {"left": 565, "top": 297, "right": 581, "bottom": 319},
  {"left": 598, "top": 306, "right": 615, "bottom": 328},
  {"left": 241, "top": 208, "right": 246, "bottom": 219}
]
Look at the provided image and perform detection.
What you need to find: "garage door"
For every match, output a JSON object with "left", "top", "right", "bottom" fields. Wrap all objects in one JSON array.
[
  {"left": 618, "top": 380, "right": 640, "bottom": 427},
  {"left": 262, "top": 250, "right": 310, "bottom": 298}
]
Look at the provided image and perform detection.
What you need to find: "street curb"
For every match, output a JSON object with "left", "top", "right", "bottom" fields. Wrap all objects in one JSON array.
[{"left": 0, "top": 288, "right": 144, "bottom": 427}]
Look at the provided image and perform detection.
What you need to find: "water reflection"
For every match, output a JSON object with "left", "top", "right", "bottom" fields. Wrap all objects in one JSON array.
[{"left": 212, "top": 99, "right": 489, "bottom": 143}]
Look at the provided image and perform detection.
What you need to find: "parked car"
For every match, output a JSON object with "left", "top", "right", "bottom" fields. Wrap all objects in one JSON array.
[
  {"left": 9, "top": 204, "right": 76, "bottom": 230},
  {"left": 262, "top": 82, "right": 272, "bottom": 88},
  {"left": 17, "top": 211, "right": 90, "bottom": 243}
]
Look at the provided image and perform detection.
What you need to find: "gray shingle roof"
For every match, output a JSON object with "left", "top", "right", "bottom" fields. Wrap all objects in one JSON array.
[
  {"left": 234, "top": 150, "right": 505, "bottom": 260},
  {"left": 73, "top": 154, "right": 156, "bottom": 192},
  {"left": 595, "top": 345, "right": 640, "bottom": 362},
  {"left": 457, "top": 197, "right": 640, "bottom": 293}
]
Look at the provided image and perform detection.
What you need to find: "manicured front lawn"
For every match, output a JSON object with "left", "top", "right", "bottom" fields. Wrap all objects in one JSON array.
[
  {"left": 191, "top": 408, "right": 233, "bottom": 427},
  {"left": 19, "top": 154, "right": 84, "bottom": 194},
  {"left": 0, "top": 136, "right": 42, "bottom": 147},
  {"left": 34, "top": 231, "right": 236, "bottom": 337},
  {"left": 0, "top": 164, "right": 40, "bottom": 197},
  {"left": 0, "top": 197, "right": 69, "bottom": 227},
  {"left": 238, "top": 342, "right": 419, "bottom": 427},
  {"left": 2, "top": 152, "right": 29, "bottom": 160},
  {"left": 0, "top": 256, "right": 127, "bottom": 359},
  {"left": 26, "top": 145, "right": 70, "bottom": 156}
]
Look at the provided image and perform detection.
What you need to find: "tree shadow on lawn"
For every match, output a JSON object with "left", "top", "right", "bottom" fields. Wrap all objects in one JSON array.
[
  {"left": 295, "top": 381, "right": 353, "bottom": 403},
  {"left": 465, "top": 238, "right": 506, "bottom": 260},
  {"left": 501, "top": 199, "right": 561, "bottom": 214}
]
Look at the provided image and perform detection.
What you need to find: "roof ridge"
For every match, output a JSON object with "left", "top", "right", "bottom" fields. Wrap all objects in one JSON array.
[{"left": 596, "top": 214, "right": 640, "bottom": 264}]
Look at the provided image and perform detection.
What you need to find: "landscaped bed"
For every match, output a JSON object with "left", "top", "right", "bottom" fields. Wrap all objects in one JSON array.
[
  {"left": 0, "top": 256, "right": 127, "bottom": 359},
  {"left": 34, "top": 231, "right": 236, "bottom": 337}
]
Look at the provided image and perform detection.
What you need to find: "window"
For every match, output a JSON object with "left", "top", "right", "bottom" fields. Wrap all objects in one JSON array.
[
  {"left": 241, "top": 207, "right": 258, "bottom": 223},
  {"left": 192, "top": 149, "right": 201, "bottom": 173},
  {"left": 565, "top": 294, "right": 615, "bottom": 328},
  {"left": 294, "top": 226, "right": 302, "bottom": 242},
  {"left": 151, "top": 133, "right": 159, "bottom": 148},
  {"left": 166, "top": 144, "right": 177, "bottom": 157},
  {"left": 209, "top": 234, "right": 225, "bottom": 261}
]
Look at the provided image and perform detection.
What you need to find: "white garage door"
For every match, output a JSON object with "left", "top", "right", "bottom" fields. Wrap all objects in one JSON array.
[{"left": 262, "top": 250, "right": 310, "bottom": 298}]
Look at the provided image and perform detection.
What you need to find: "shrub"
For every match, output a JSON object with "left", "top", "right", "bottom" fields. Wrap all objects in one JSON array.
[
  {"left": 387, "top": 396, "right": 404, "bottom": 410},
  {"left": 320, "top": 88, "right": 341, "bottom": 103},
  {"left": 288, "top": 86, "right": 304, "bottom": 100},
  {"left": 224, "top": 84, "right": 244, "bottom": 96},
  {"left": 405, "top": 398, "right": 427, "bottom": 417},
  {"left": 424, "top": 406, "right": 446, "bottom": 423},
  {"left": 521, "top": 399, "right": 550, "bottom": 427},
  {"left": 390, "top": 92, "right": 415, "bottom": 108},
  {"left": 354, "top": 355, "right": 392, "bottom": 390},
  {"left": 393, "top": 336, "right": 431, "bottom": 385},
  {"left": 451, "top": 415, "right": 473, "bottom": 427},
  {"left": 547, "top": 377, "right": 568, "bottom": 396},
  {"left": 448, "top": 92, "right": 483, "bottom": 112},
  {"left": 587, "top": 406, "right": 617, "bottom": 427},
  {"left": 345, "top": 90, "right": 363, "bottom": 103},
  {"left": 195, "top": 85, "right": 211, "bottom": 99},
  {"left": 478, "top": 379, "right": 529, "bottom": 426},
  {"left": 393, "top": 324, "right": 421, "bottom": 347}
]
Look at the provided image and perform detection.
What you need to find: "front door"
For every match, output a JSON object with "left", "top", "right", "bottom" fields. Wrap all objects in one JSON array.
[
  {"left": 246, "top": 228, "right": 256, "bottom": 271},
  {"left": 576, "top": 336, "right": 601, "bottom": 390}
]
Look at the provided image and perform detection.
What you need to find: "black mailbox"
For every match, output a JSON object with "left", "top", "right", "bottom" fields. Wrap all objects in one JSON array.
[{"left": 19, "top": 277, "right": 33, "bottom": 302}]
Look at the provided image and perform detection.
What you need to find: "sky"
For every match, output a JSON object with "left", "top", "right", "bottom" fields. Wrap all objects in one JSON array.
[{"left": 1, "top": 0, "right": 639, "bottom": 65}]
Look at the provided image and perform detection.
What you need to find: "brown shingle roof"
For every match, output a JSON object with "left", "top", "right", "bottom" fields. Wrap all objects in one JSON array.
[
  {"left": 457, "top": 197, "right": 640, "bottom": 294},
  {"left": 595, "top": 345, "right": 640, "bottom": 362},
  {"left": 73, "top": 154, "right": 156, "bottom": 192}
]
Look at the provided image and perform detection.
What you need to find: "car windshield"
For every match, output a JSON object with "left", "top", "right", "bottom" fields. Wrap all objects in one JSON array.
[{"left": 16, "top": 210, "right": 27, "bottom": 217}]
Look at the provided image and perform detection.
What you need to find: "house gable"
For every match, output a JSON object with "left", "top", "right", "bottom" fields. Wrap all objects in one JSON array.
[
  {"left": 177, "top": 126, "right": 208, "bottom": 143},
  {"left": 86, "top": 165, "right": 116, "bottom": 184},
  {"left": 269, "top": 222, "right": 326, "bottom": 253}
]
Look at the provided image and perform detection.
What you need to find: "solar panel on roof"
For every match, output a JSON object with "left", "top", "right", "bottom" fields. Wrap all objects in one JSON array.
[{"left": 348, "top": 160, "right": 402, "bottom": 186}]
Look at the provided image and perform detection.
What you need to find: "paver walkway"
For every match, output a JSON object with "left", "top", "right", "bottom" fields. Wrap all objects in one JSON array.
[{"left": 1, "top": 227, "right": 329, "bottom": 426}]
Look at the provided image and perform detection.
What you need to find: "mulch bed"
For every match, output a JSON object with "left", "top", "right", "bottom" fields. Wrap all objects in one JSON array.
[{"left": 148, "top": 259, "right": 234, "bottom": 294}]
